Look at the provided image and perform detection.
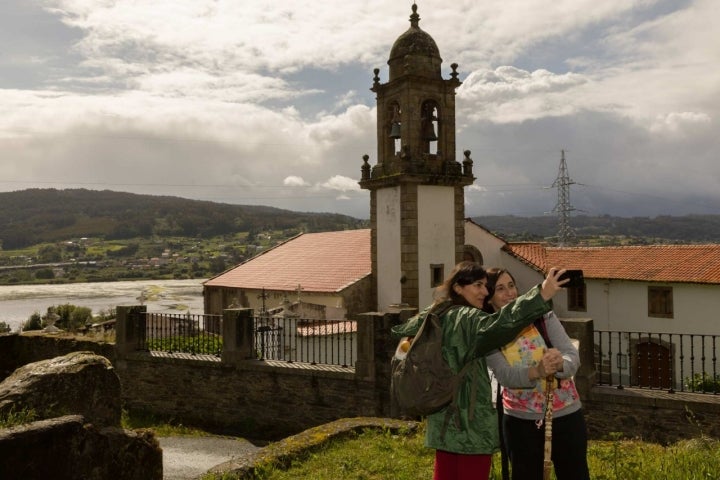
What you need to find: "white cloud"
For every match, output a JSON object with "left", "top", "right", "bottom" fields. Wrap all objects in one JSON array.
[
  {"left": 458, "top": 67, "right": 588, "bottom": 123},
  {"left": 318, "top": 176, "right": 362, "bottom": 192},
  {"left": 650, "top": 111, "right": 712, "bottom": 136},
  {"left": 283, "top": 176, "right": 310, "bottom": 187},
  {"left": 0, "top": 0, "right": 719, "bottom": 219}
]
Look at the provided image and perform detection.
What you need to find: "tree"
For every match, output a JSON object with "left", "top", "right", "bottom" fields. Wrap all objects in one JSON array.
[
  {"left": 37, "top": 244, "right": 62, "bottom": 263},
  {"left": 52, "top": 304, "right": 93, "bottom": 332},
  {"left": 23, "top": 312, "right": 43, "bottom": 331},
  {"left": 34, "top": 268, "right": 55, "bottom": 279}
]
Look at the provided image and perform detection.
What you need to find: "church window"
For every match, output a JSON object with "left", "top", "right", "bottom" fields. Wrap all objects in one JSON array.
[{"left": 430, "top": 264, "right": 444, "bottom": 287}]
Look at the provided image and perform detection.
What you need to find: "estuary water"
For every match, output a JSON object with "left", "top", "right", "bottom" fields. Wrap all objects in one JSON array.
[{"left": 0, "top": 278, "right": 206, "bottom": 333}]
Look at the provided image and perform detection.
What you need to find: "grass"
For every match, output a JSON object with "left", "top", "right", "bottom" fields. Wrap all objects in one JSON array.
[
  {"left": 0, "top": 407, "right": 38, "bottom": 428},
  {"left": 121, "top": 409, "right": 212, "bottom": 437},
  {"left": 8, "top": 408, "right": 718, "bottom": 479},
  {"left": 199, "top": 423, "right": 720, "bottom": 480}
]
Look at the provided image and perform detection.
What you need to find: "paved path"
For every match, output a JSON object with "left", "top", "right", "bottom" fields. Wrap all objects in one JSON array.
[{"left": 159, "top": 436, "right": 261, "bottom": 480}]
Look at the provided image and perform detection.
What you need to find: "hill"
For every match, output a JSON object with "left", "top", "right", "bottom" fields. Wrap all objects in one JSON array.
[
  {"left": 1, "top": 189, "right": 719, "bottom": 251},
  {"left": 472, "top": 214, "right": 720, "bottom": 244},
  {"left": 0, "top": 189, "right": 368, "bottom": 249}
]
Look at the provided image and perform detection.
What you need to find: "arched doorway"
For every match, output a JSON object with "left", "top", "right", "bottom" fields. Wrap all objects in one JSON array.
[{"left": 634, "top": 341, "right": 672, "bottom": 389}]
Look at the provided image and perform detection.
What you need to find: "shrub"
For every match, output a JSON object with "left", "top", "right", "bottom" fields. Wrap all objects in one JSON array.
[
  {"left": 684, "top": 373, "right": 720, "bottom": 393},
  {"left": 22, "top": 312, "right": 43, "bottom": 331},
  {"left": 46, "top": 304, "right": 94, "bottom": 332},
  {"left": 34, "top": 268, "right": 55, "bottom": 279}
]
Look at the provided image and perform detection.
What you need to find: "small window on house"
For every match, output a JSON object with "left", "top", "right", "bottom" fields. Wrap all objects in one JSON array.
[
  {"left": 648, "top": 286, "right": 673, "bottom": 318},
  {"left": 567, "top": 284, "right": 587, "bottom": 312},
  {"left": 430, "top": 264, "right": 444, "bottom": 288}
]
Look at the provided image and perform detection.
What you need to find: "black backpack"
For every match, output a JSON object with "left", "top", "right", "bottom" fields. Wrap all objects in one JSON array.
[{"left": 391, "top": 301, "right": 474, "bottom": 421}]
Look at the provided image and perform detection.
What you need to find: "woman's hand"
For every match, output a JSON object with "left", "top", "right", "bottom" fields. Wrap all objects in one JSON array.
[
  {"left": 540, "top": 267, "right": 568, "bottom": 301},
  {"left": 541, "top": 348, "right": 564, "bottom": 375},
  {"left": 531, "top": 348, "right": 564, "bottom": 380}
]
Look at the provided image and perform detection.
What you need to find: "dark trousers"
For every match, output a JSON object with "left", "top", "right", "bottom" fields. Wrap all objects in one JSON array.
[{"left": 503, "top": 409, "right": 590, "bottom": 480}]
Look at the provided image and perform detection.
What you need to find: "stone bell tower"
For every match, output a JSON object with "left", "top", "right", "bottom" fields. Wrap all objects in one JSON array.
[{"left": 359, "top": 4, "right": 475, "bottom": 311}]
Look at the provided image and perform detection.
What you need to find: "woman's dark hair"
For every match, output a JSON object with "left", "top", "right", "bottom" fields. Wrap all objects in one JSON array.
[
  {"left": 482, "top": 267, "right": 517, "bottom": 312},
  {"left": 435, "top": 261, "right": 488, "bottom": 307}
]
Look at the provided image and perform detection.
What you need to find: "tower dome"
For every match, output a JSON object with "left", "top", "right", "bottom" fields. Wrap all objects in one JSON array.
[{"left": 388, "top": 4, "right": 442, "bottom": 80}]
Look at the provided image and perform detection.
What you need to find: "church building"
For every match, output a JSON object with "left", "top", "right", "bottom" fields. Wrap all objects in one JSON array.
[{"left": 203, "top": 5, "right": 480, "bottom": 316}]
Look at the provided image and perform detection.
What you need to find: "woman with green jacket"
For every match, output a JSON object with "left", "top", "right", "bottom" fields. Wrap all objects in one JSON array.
[{"left": 391, "top": 261, "right": 568, "bottom": 480}]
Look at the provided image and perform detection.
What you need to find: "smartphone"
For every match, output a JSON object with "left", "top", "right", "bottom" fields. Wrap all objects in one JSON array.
[{"left": 558, "top": 269, "right": 584, "bottom": 288}]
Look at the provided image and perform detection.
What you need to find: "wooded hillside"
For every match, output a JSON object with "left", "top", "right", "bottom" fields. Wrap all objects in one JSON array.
[
  {"left": 0, "top": 189, "right": 367, "bottom": 249},
  {"left": 472, "top": 214, "right": 720, "bottom": 244},
  {"left": 1, "top": 188, "right": 719, "bottom": 250}
]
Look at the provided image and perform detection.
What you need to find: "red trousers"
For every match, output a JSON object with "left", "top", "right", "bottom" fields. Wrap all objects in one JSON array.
[{"left": 433, "top": 449, "right": 492, "bottom": 480}]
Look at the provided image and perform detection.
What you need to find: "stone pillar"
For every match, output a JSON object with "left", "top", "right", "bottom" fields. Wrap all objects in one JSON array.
[
  {"left": 115, "top": 305, "right": 147, "bottom": 358},
  {"left": 355, "top": 307, "right": 417, "bottom": 416},
  {"left": 559, "top": 317, "right": 596, "bottom": 400},
  {"left": 355, "top": 312, "right": 380, "bottom": 382},
  {"left": 221, "top": 308, "right": 255, "bottom": 365}
]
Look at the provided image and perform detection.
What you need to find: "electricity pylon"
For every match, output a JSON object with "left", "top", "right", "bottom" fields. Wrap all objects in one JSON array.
[{"left": 551, "top": 150, "right": 576, "bottom": 246}]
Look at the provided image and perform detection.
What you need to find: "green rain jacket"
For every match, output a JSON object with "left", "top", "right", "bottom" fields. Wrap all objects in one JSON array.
[{"left": 391, "top": 285, "right": 551, "bottom": 454}]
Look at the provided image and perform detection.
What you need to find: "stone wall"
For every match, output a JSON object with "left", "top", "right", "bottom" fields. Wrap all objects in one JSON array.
[
  {"left": 2, "top": 311, "right": 719, "bottom": 446},
  {"left": 584, "top": 386, "right": 720, "bottom": 444},
  {"left": 111, "top": 306, "right": 401, "bottom": 440},
  {"left": 116, "top": 354, "right": 378, "bottom": 440}
]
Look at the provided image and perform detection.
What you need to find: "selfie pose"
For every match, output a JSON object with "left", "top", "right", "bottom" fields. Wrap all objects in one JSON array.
[
  {"left": 392, "top": 262, "right": 570, "bottom": 480},
  {"left": 484, "top": 267, "right": 590, "bottom": 480}
]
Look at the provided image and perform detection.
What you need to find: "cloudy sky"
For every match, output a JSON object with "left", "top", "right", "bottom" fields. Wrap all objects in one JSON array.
[{"left": 1, "top": 0, "right": 718, "bottom": 220}]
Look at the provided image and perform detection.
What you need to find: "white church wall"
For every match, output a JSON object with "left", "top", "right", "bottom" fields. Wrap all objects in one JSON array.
[
  {"left": 418, "top": 185, "right": 456, "bottom": 308},
  {"left": 376, "top": 186, "right": 402, "bottom": 310}
]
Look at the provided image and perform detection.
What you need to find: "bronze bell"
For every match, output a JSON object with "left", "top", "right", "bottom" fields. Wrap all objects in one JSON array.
[
  {"left": 423, "top": 121, "right": 438, "bottom": 141},
  {"left": 389, "top": 122, "right": 401, "bottom": 139}
]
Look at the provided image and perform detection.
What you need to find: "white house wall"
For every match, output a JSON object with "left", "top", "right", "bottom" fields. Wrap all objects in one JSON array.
[
  {"left": 464, "top": 222, "right": 509, "bottom": 268},
  {"left": 591, "top": 281, "right": 720, "bottom": 335},
  {"left": 244, "top": 289, "right": 342, "bottom": 316},
  {"left": 495, "top": 253, "right": 720, "bottom": 337},
  {"left": 376, "top": 186, "right": 402, "bottom": 310},
  {"left": 418, "top": 185, "right": 456, "bottom": 309}
]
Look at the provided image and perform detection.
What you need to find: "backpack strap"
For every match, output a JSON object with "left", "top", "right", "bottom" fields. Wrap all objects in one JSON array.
[{"left": 535, "top": 315, "right": 553, "bottom": 348}]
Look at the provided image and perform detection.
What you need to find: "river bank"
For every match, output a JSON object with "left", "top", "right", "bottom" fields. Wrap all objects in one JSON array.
[{"left": 0, "top": 278, "right": 206, "bottom": 333}]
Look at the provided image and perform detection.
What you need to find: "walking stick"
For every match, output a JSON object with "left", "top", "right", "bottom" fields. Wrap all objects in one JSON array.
[{"left": 543, "top": 376, "right": 555, "bottom": 480}]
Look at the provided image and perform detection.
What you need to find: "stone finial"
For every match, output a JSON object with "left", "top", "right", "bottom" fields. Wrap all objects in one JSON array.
[
  {"left": 463, "top": 150, "right": 474, "bottom": 177},
  {"left": 410, "top": 4, "right": 420, "bottom": 28},
  {"left": 373, "top": 68, "right": 380, "bottom": 86},
  {"left": 361, "top": 154, "right": 371, "bottom": 180},
  {"left": 450, "top": 63, "right": 459, "bottom": 80}
]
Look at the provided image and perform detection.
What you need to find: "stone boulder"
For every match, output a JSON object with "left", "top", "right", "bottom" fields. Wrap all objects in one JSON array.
[
  {"left": 0, "top": 352, "right": 163, "bottom": 479},
  {"left": 0, "top": 351, "right": 121, "bottom": 428},
  {"left": 0, "top": 415, "right": 162, "bottom": 480}
]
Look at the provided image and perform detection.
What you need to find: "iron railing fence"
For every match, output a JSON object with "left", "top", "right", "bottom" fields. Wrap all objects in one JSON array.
[
  {"left": 594, "top": 330, "right": 719, "bottom": 394},
  {"left": 138, "top": 312, "right": 223, "bottom": 357},
  {"left": 136, "top": 311, "right": 357, "bottom": 368},
  {"left": 254, "top": 314, "right": 357, "bottom": 368}
]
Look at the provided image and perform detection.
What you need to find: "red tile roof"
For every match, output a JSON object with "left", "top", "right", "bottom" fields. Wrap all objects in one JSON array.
[
  {"left": 296, "top": 320, "right": 357, "bottom": 337},
  {"left": 504, "top": 243, "right": 720, "bottom": 284},
  {"left": 203, "top": 229, "right": 371, "bottom": 292}
]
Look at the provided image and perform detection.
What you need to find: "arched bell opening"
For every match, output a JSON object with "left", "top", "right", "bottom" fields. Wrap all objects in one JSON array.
[
  {"left": 420, "top": 101, "right": 439, "bottom": 155},
  {"left": 388, "top": 102, "right": 402, "bottom": 155}
]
